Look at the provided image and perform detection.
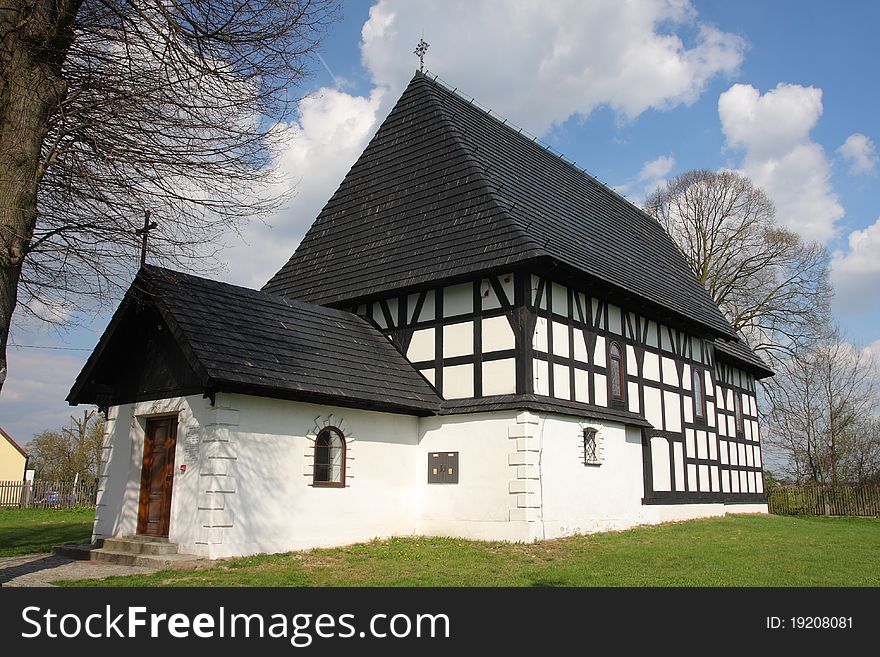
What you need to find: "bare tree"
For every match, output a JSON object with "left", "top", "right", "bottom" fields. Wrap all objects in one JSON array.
[
  {"left": 0, "top": 0, "right": 340, "bottom": 391},
  {"left": 644, "top": 170, "right": 832, "bottom": 363},
  {"left": 27, "top": 408, "right": 105, "bottom": 481},
  {"left": 764, "top": 336, "right": 879, "bottom": 485}
]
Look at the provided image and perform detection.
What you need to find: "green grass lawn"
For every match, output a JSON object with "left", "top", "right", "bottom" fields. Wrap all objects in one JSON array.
[
  {"left": 57, "top": 514, "right": 880, "bottom": 587},
  {"left": 0, "top": 507, "right": 95, "bottom": 557}
]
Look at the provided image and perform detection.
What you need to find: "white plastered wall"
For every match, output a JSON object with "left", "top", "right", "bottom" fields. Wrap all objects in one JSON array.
[
  {"left": 415, "top": 411, "right": 537, "bottom": 542},
  {"left": 538, "top": 415, "right": 646, "bottom": 536},
  {"left": 97, "top": 396, "right": 766, "bottom": 558},
  {"left": 97, "top": 393, "right": 420, "bottom": 558},
  {"left": 94, "top": 396, "right": 204, "bottom": 547}
]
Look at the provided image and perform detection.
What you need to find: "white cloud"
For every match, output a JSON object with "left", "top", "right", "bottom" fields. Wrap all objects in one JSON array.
[
  {"left": 837, "top": 133, "right": 878, "bottom": 176},
  {"left": 718, "top": 83, "right": 823, "bottom": 158},
  {"left": 362, "top": 0, "right": 746, "bottom": 134},
  {"left": 0, "top": 347, "right": 87, "bottom": 444},
  {"left": 21, "top": 297, "right": 73, "bottom": 325},
  {"left": 617, "top": 154, "right": 676, "bottom": 203},
  {"left": 864, "top": 338, "right": 880, "bottom": 362},
  {"left": 833, "top": 217, "right": 880, "bottom": 275},
  {"left": 831, "top": 216, "right": 880, "bottom": 312},
  {"left": 639, "top": 154, "right": 676, "bottom": 182},
  {"left": 718, "top": 82, "right": 843, "bottom": 243},
  {"left": 217, "top": 87, "right": 386, "bottom": 288},
  {"left": 863, "top": 339, "right": 880, "bottom": 384},
  {"left": 217, "top": 0, "right": 746, "bottom": 289}
]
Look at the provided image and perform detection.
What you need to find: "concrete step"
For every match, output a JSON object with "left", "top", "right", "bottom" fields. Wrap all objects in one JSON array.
[
  {"left": 53, "top": 539, "right": 202, "bottom": 569},
  {"left": 102, "top": 537, "right": 179, "bottom": 555},
  {"left": 127, "top": 535, "right": 171, "bottom": 544},
  {"left": 88, "top": 549, "right": 202, "bottom": 569},
  {"left": 52, "top": 544, "right": 96, "bottom": 561}
]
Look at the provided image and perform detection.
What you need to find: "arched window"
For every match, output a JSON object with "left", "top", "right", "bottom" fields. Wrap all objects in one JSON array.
[
  {"left": 609, "top": 341, "right": 625, "bottom": 402},
  {"left": 734, "top": 394, "right": 745, "bottom": 436},
  {"left": 313, "top": 427, "right": 345, "bottom": 486},
  {"left": 693, "top": 368, "right": 705, "bottom": 422}
]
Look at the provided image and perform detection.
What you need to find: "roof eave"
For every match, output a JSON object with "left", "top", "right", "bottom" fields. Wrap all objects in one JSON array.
[{"left": 214, "top": 381, "right": 439, "bottom": 417}]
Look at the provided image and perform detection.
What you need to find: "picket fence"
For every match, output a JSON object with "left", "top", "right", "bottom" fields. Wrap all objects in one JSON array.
[
  {"left": 0, "top": 478, "right": 98, "bottom": 508},
  {"left": 766, "top": 484, "right": 880, "bottom": 517}
]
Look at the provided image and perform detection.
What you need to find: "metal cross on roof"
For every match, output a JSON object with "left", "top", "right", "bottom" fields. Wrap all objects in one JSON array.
[
  {"left": 414, "top": 38, "right": 429, "bottom": 72},
  {"left": 135, "top": 209, "right": 158, "bottom": 268}
]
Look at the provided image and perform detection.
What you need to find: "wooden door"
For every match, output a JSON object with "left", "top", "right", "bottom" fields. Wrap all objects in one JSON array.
[{"left": 137, "top": 416, "right": 178, "bottom": 537}]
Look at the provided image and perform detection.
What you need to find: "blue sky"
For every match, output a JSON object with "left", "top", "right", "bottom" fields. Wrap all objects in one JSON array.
[{"left": 3, "top": 0, "right": 878, "bottom": 443}]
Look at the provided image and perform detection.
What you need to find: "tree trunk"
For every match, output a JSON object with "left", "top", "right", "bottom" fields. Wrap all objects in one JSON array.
[{"left": 0, "top": 0, "right": 81, "bottom": 393}]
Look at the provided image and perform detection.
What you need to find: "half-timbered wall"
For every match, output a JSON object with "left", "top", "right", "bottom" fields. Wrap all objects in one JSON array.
[
  {"left": 352, "top": 270, "right": 765, "bottom": 504},
  {"left": 715, "top": 361, "right": 764, "bottom": 496},
  {"left": 527, "top": 273, "right": 764, "bottom": 503},
  {"left": 352, "top": 273, "right": 521, "bottom": 400}
]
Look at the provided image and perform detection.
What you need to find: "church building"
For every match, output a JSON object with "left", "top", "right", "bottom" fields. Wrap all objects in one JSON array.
[{"left": 68, "top": 72, "right": 772, "bottom": 558}]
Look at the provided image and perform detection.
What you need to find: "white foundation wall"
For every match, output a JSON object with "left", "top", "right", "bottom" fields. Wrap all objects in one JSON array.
[
  {"left": 96, "top": 394, "right": 421, "bottom": 558},
  {"left": 96, "top": 395, "right": 766, "bottom": 558},
  {"left": 537, "top": 413, "right": 766, "bottom": 537},
  {"left": 538, "top": 416, "right": 646, "bottom": 536},
  {"left": 415, "top": 411, "right": 538, "bottom": 542},
  {"left": 206, "top": 395, "right": 420, "bottom": 558}
]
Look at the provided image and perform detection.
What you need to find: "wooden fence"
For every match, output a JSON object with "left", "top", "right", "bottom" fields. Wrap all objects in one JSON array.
[
  {"left": 0, "top": 478, "right": 98, "bottom": 508},
  {"left": 767, "top": 484, "right": 880, "bottom": 517}
]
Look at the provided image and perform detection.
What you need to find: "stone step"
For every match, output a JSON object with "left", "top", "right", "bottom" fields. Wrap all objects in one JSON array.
[
  {"left": 52, "top": 542, "right": 202, "bottom": 569},
  {"left": 52, "top": 543, "right": 96, "bottom": 561},
  {"left": 88, "top": 549, "right": 202, "bottom": 569},
  {"left": 102, "top": 537, "right": 179, "bottom": 555},
  {"left": 127, "top": 535, "right": 171, "bottom": 544}
]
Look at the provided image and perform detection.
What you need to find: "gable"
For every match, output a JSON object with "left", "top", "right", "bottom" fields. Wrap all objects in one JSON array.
[
  {"left": 69, "top": 267, "right": 442, "bottom": 416},
  {"left": 0, "top": 427, "right": 27, "bottom": 460},
  {"left": 69, "top": 301, "right": 204, "bottom": 407},
  {"left": 264, "top": 71, "right": 737, "bottom": 341}
]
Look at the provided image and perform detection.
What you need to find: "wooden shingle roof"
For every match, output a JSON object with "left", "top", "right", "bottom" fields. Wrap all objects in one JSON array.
[
  {"left": 264, "top": 71, "right": 738, "bottom": 340},
  {"left": 714, "top": 338, "right": 774, "bottom": 379},
  {"left": 68, "top": 266, "right": 441, "bottom": 415}
]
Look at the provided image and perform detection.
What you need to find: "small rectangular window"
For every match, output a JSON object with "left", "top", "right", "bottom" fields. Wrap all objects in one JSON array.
[
  {"left": 428, "top": 452, "right": 459, "bottom": 484},
  {"left": 608, "top": 341, "right": 625, "bottom": 404},
  {"left": 734, "top": 394, "right": 745, "bottom": 436},
  {"left": 693, "top": 368, "right": 706, "bottom": 422}
]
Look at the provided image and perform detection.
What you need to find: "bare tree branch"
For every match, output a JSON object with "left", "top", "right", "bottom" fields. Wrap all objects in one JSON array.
[
  {"left": 644, "top": 169, "right": 833, "bottom": 367},
  {"left": 763, "top": 334, "right": 880, "bottom": 485},
  {"left": 0, "top": 0, "right": 341, "bottom": 392}
]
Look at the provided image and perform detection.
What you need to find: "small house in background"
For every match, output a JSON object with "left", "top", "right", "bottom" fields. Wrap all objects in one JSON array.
[
  {"left": 0, "top": 426, "right": 27, "bottom": 482},
  {"left": 68, "top": 72, "right": 772, "bottom": 559},
  {"left": 0, "top": 427, "right": 28, "bottom": 506}
]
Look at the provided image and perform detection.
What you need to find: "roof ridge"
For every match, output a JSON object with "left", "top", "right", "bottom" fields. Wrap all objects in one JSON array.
[
  {"left": 143, "top": 265, "right": 358, "bottom": 321},
  {"left": 418, "top": 76, "right": 546, "bottom": 259}
]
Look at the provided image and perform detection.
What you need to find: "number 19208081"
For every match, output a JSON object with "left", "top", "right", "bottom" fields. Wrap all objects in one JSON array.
[{"left": 766, "top": 616, "right": 853, "bottom": 629}]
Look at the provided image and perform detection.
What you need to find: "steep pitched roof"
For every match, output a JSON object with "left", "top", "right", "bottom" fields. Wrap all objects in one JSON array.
[
  {"left": 0, "top": 427, "right": 27, "bottom": 459},
  {"left": 264, "top": 71, "right": 738, "bottom": 340},
  {"left": 714, "top": 338, "right": 774, "bottom": 379},
  {"left": 68, "top": 267, "right": 441, "bottom": 415}
]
